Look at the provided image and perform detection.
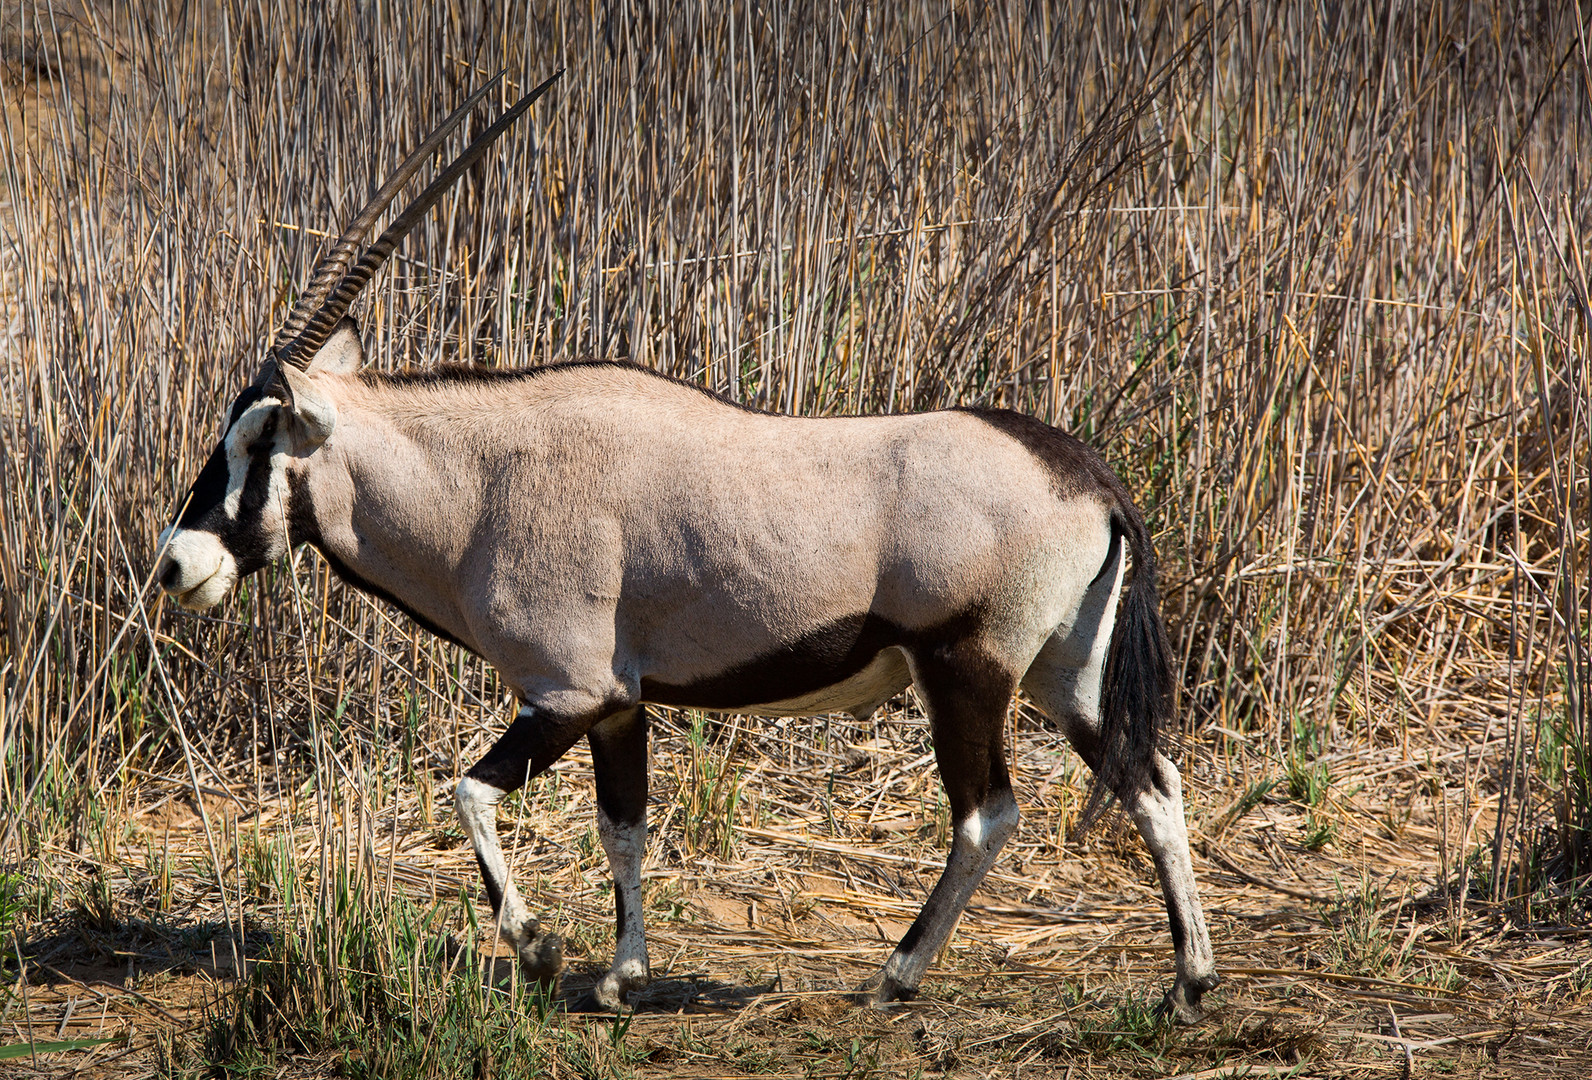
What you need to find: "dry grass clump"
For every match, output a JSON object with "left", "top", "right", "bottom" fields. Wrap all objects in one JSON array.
[{"left": 2, "top": 1, "right": 1590, "bottom": 1076}]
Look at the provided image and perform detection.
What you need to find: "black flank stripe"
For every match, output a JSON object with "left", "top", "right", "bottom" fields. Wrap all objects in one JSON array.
[
  {"left": 639, "top": 607, "right": 986, "bottom": 713},
  {"left": 640, "top": 612, "right": 891, "bottom": 710}
]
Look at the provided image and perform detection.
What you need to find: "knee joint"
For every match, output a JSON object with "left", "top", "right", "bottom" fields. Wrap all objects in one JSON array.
[
  {"left": 456, "top": 775, "right": 503, "bottom": 825},
  {"left": 597, "top": 807, "right": 646, "bottom": 860},
  {"left": 955, "top": 792, "right": 1019, "bottom": 851}
]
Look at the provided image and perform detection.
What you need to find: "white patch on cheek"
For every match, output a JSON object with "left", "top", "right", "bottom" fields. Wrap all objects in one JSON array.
[
  {"left": 221, "top": 439, "right": 248, "bottom": 520},
  {"left": 220, "top": 407, "right": 288, "bottom": 522},
  {"left": 217, "top": 414, "right": 293, "bottom": 558}
]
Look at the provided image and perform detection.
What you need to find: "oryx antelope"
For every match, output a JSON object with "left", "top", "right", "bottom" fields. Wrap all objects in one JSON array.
[{"left": 156, "top": 74, "right": 1219, "bottom": 1020}]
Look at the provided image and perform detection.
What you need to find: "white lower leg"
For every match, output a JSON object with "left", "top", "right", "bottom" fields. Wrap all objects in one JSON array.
[
  {"left": 593, "top": 808, "right": 649, "bottom": 1009},
  {"left": 1129, "top": 756, "right": 1217, "bottom": 1011},
  {"left": 456, "top": 776, "right": 537, "bottom": 950},
  {"left": 876, "top": 791, "right": 1019, "bottom": 995}
]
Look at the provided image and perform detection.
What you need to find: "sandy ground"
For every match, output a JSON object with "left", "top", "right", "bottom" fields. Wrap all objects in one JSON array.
[{"left": 7, "top": 704, "right": 1591, "bottom": 1078}]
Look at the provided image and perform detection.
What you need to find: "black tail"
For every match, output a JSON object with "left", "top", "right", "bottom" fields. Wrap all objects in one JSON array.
[{"left": 1080, "top": 503, "right": 1176, "bottom": 828}]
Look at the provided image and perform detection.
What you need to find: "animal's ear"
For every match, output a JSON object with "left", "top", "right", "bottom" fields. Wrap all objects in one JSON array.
[
  {"left": 304, "top": 317, "right": 364, "bottom": 376},
  {"left": 276, "top": 362, "right": 338, "bottom": 449}
]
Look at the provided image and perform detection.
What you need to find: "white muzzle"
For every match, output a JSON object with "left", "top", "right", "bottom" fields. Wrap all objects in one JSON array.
[{"left": 155, "top": 527, "right": 239, "bottom": 611}]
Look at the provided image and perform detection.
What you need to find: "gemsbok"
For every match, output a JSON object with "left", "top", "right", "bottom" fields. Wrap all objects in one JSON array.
[{"left": 156, "top": 73, "right": 1219, "bottom": 1020}]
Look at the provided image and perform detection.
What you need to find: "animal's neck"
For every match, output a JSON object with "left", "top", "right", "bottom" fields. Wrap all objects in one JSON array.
[{"left": 291, "top": 404, "right": 488, "bottom": 651}]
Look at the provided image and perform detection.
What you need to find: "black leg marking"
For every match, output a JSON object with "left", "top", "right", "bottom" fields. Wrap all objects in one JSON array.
[
  {"left": 465, "top": 705, "right": 599, "bottom": 792},
  {"left": 1123, "top": 757, "right": 1219, "bottom": 1024},
  {"left": 1019, "top": 524, "right": 1219, "bottom": 1023},
  {"left": 589, "top": 704, "right": 649, "bottom": 826},
  {"left": 457, "top": 701, "right": 628, "bottom": 987},
  {"left": 613, "top": 884, "right": 628, "bottom": 933},
  {"left": 861, "top": 640, "right": 1021, "bottom": 1005},
  {"left": 913, "top": 638, "right": 1016, "bottom": 819},
  {"left": 1156, "top": 851, "right": 1189, "bottom": 955},
  {"left": 586, "top": 705, "right": 652, "bottom": 1010},
  {"left": 474, "top": 851, "right": 504, "bottom": 913}
]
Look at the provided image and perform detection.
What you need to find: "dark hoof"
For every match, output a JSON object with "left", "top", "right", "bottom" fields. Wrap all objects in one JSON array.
[
  {"left": 853, "top": 971, "right": 917, "bottom": 1008},
  {"left": 518, "top": 932, "right": 565, "bottom": 990},
  {"left": 1158, "top": 971, "right": 1220, "bottom": 1025}
]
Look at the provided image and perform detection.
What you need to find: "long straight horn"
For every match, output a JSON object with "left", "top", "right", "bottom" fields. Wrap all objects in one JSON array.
[
  {"left": 283, "top": 69, "right": 563, "bottom": 366},
  {"left": 271, "top": 73, "right": 507, "bottom": 354}
]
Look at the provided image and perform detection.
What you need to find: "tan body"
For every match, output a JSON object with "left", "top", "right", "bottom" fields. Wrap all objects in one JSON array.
[{"left": 303, "top": 364, "right": 1107, "bottom": 720}]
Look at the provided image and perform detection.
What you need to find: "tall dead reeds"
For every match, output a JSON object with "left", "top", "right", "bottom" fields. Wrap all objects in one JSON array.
[{"left": 2, "top": 0, "right": 1588, "bottom": 931}]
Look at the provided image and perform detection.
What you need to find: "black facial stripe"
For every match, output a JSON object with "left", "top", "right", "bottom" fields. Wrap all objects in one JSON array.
[
  {"left": 234, "top": 412, "right": 279, "bottom": 520},
  {"left": 174, "top": 386, "right": 271, "bottom": 528},
  {"left": 221, "top": 413, "right": 285, "bottom": 572},
  {"left": 174, "top": 407, "right": 282, "bottom": 578},
  {"left": 175, "top": 441, "right": 232, "bottom": 527}
]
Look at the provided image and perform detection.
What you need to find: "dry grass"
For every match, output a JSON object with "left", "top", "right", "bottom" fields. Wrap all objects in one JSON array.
[{"left": 2, "top": 0, "right": 1590, "bottom": 1076}]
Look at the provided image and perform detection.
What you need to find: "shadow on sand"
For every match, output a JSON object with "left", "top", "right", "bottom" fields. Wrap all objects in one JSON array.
[{"left": 478, "top": 953, "right": 780, "bottom": 1015}]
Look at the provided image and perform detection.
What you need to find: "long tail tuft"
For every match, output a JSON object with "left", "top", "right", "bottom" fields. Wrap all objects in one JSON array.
[{"left": 1080, "top": 504, "right": 1176, "bottom": 829}]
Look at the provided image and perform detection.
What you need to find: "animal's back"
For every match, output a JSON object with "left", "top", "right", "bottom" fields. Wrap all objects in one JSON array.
[{"left": 514, "top": 363, "right": 1113, "bottom": 626}]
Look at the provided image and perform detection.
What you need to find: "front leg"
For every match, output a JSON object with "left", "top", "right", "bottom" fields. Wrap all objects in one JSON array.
[
  {"left": 456, "top": 702, "right": 601, "bottom": 987},
  {"left": 585, "top": 705, "right": 651, "bottom": 1010}
]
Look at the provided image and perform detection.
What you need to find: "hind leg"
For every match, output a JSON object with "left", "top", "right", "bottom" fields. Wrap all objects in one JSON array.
[
  {"left": 859, "top": 640, "right": 1020, "bottom": 1004},
  {"left": 1126, "top": 752, "right": 1218, "bottom": 1020},
  {"left": 1022, "top": 559, "right": 1218, "bottom": 1021}
]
